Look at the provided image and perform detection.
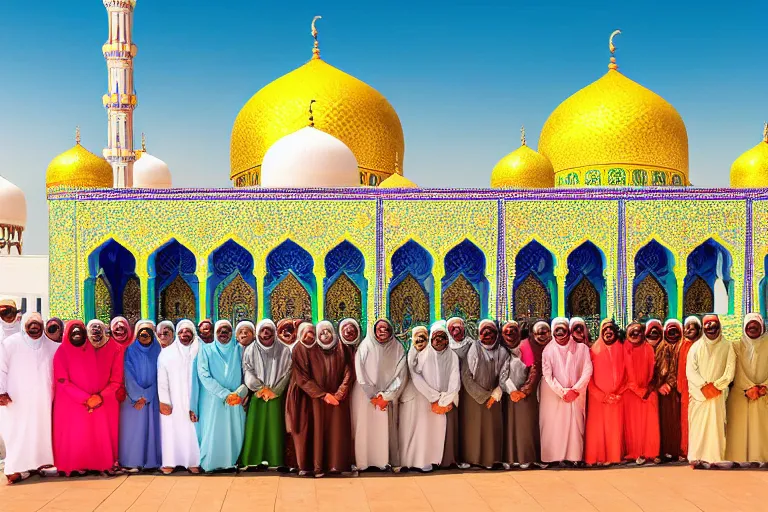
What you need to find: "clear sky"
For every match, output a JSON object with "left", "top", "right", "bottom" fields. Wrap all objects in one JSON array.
[{"left": 0, "top": 0, "right": 766, "bottom": 254}]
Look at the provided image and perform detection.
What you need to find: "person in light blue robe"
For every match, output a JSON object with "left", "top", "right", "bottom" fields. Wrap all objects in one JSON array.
[
  {"left": 119, "top": 321, "right": 162, "bottom": 471},
  {"left": 196, "top": 320, "right": 247, "bottom": 472}
]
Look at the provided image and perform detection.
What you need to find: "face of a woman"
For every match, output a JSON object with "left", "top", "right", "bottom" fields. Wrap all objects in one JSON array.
[
  {"left": 113, "top": 322, "right": 127, "bottom": 338},
  {"left": 501, "top": 323, "right": 521, "bottom": 349},
  {"left": 431, "top": 331, "right": 449, "bottom": 352},
  {"left": 704, "top": 319, "right": 721, "bottom": 340},
  {"left": 553, "top": 324, "right": 570, "bottom": 346},
  {"left": 479, "top": 324, "right": 498, "bottom": 346},
  {"left": 237, "top": 327, "right": 255, "bottom": 347},
  {"left": 601, "top": 324, "right": 617, "bottom": 345},
  {"left": 199, "top": 321, "right": 213, "bottom": 340},
  {"left": 646, "top": 326, "right": 663, "bottom": 346},
  {"left": 318, "top": 327, "right": 333, "bottom": 344},
  {"left": 137, "top": 328, "right": 154, "bottom": 346},
  {"left": 533, "top": 324, "right": 551, "bottom": 346},
  {"left": 158, "top": 327, "right": 174, "bottom": 344},
  {"left": 217, "top": 324, "right": 232, "bottom": 344},
  {"left": 665, "top": 325, "right": 682, "bottom": 344},
  {"left": 571, "top": 322, "right": 587, "bottom": 343},
  {"left": 26, "top": 318, "right": 43, "bottom": 339},
  {"left": 70, "top": 325, "right": 86, "bottom": 347},
  {"left": 685, "top": 322, "right": 701, "bottom": 341},
  {"left": 302, "top": 326, "right": 316, "bottom": 344},
  {"left": 46, "top": 321, "right": 63, "bottom": 342},
  {"left": 412, "top": 331, "right": 428, "bottom": 351},
  {"left": 375, "top": 321, "right": 392, "bottom": 343},
  {"left": 259, "top": 326, "right": 275, "bottom": 346},
  {"left": 88, "top": 324, "right": 105, "bottom": 346},
  {"left": 277, "top": 323, "right": 296, "bottom": 345},
  {"left": 448, "top": 320, "right": 465, "bottom": 342},
  {"left": 178, "top": 327, "right": 195, "bottom": 346},
  {"left": 627, "top": 325, "right": 645, "bottom": 345},
  {"left": 341, "top": 322, "right": 359, "bottom": 342},
  {"left": 745, "top": 320, "right": 763, "bottom": 340}
]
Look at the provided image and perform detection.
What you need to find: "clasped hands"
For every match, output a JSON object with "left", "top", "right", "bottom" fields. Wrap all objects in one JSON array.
[
  {"left": 159, "top": 402, "right": 173, "bottom": 416},
  {"left": 563, "top": 389, "right": 580, "bottom": 403},
  {"left": 0, "top": 393, "right": 12, "bottom": 406},
  {"left": 602, "top": 392, "right": 621, "bottom": 405},
  {"left": 658, "top": 383, "right": 672, "bottom": 396},
  {"left": 431, "top": 402, "right": 453, "bottom": 414},
  {"left": 225, "top": 393, "right": 242, "bottom": 406},
  {"left": 745, "top": 385, "right": 767, "bottom": 401},
  {"left": 700, "top": 382, "right": 722, "bottom": 400},
  {"left": 370, "top": 394, "right": 389, "bottom": 411},
  {"left": 86, "top": 393, "right": 103, "bottom": 412},
  {"left": 256, "top": 387, "right": 277, "bottom": 402}
]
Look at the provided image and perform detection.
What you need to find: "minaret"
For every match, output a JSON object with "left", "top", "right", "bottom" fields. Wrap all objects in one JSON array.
[{"left": 102, "top": 0, "right": 138, "bottom": 188}]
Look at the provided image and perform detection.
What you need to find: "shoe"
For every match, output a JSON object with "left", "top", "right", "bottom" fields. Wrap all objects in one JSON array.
[
  {"left": 635, "top": 457, "right": 646, "bottom": 465},
  {"left": 457, "top": 463, "right": 470, "bottom": 470},
  {"left": 502, "top": 463, "right": 510, "bottom": 470},
  {"left": 160, "top": 467, "right": 174, "bottom": 475},
  {"left": 188, "top": 467, "right": 202, "bottom": 474},
  {"left": 6, "top": 472, "right": 31, "bottom": 484},
  {"left": 314, "top": 472, "right": 325, "bottom": 478},
  {"left": 519, "top": 463, "right": 531, "bottom": 470},
  {"left": 298, "top": 470, "right": 310, "bottom": 477}
]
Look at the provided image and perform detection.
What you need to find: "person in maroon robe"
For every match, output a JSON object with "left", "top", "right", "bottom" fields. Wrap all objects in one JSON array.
[{"left": 286, "top": 323, "right": 315, "bottom": 475}]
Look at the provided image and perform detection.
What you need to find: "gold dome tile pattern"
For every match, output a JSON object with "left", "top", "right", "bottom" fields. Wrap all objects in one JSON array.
[
  {"left": 230, "top": 58, "right": 404, "bottom": 187},
  {"left": 730, "top": 126, "right": 768, "bottom": 188},
  {"left": 46, "top": 143, "right": 114, "bottom": 190},
  {"left": 491, "top": 144, "right": 554, "bottom": 189},
  {"left": 539, "top": 69, "right": 688, "bottom": 186},
  {"left": 379, "top": 173, "right": 418, "bottom": 188}
]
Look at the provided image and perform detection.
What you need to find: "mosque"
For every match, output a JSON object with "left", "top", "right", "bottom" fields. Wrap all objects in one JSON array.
[{"left": 3, "top": 2, "right": 762, "bottom": 340}]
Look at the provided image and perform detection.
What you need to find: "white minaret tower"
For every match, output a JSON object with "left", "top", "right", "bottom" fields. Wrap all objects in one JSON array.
[{"left": 102, "top": 0, "right": 138, "bottom": 188}]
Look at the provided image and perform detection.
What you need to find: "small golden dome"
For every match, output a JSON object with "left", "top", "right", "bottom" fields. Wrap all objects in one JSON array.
[
  {"left": 46, "top": 128, "right": 113, "bottom": 190},
  {"left": 491, "top": 126, "right": 554, "bottom": 188},
  {"left": 230, "top": 18, "right": 404, "bottom": 187},
  {"left": 539, "top": 31, "right": 688, "bottom": 187},
  {"left": 379, "top": 173, "right": 418, "bottom": 188},
  {"left": 730, "top": 123, "right": 768, "bottom": 188}
]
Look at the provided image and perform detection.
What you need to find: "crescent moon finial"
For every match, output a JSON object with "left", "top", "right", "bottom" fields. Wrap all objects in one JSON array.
[
  {"left": 75, "top": 126, "right": 81, "bottom": 145},
  {"left": 608, "top": 29, "right": 621, "bottom": 70},
  {"left": 763, "top": 121, "right": 768, "bottom": 143},
  {"left": 521, "top": 125, "right": 526, "bottom": 147},
  {"left": 141, "top": 132, "right": 147, "bottom": 152},
  {"left": 311, "top": 16, "right": 322, "bottom": 60}
]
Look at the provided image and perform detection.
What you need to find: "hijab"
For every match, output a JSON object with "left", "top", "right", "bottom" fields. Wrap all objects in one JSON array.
[
  {"left": 20, "top": 312, "right": 45, "bottom": 350},
  {"left": 316, "top": 320, "right": 340, "bottom": 351},
  {"left": 416, "top": 321, "right": 459, "bottom": 393},
  {"left": 684, "top": 315, "right": 702, "bottom": 343},
  {"left": 543, "top": 317, "right": 577, "bottom": 374},
  {"left": 569, "top": 317, "right": 590, "bottom": 345},
  {"left": 86, "top": 319, "right": 109, "bottom": 349},
  {"left": 356, "top": 318, "right": 406, "bottom": 397},
  {"left": 501, "top": 320, "right": 522, "bottom": 358},
  {"left": 45, "top": 317, "right": 65, "bottom": 344},
  {"left": 297, "top": 322, "right": 316, "bottom": 348},
  {"left": 157, "top": 320, "right": 176, "bottom": 348},
  {"left": 110, "top": 316, "right": 134, "bottom": 345},
  {"left": 466, "top": 319, "right": 508, "bottom": 389},
  {"left": 124, "top": 315, "right": 162, "bottom": 388},
  {"left": 741, "top": 313, "right": 766, "bottom": 363},
  {"left": 134, "top": 319, "right": 156, "bottom": 338},
  {"left": 520, "top": 320, "right": 548, "bottom": 367},
  {"left": 409, "top": 325, "right": 429, "bottom": 372},
  {"left": 276, "top": 318, "right": 297, "bottom": 348},
  {"left": 447, "top": 316, "right": 473, "bottom": 359},
  {"left": 243, "top": 319, "right": 291, "bottom": 388},
  {"left": 200, "top": 319, "right": 242, "bottom": 390},
  {"left": 172, "top": 319, "right": 200, "bottom": 361},
  {"left": 0, "top": 305, "right": 20, "bottom": 341},
  {"left": 701, "top": 314, "right": 723, "bottom": 347},
  {"left": 235, "top": 321, "right": 256, "bottom": 345},
  {"left": 338, "top": 318, "right": 362, "bottom": 349}
]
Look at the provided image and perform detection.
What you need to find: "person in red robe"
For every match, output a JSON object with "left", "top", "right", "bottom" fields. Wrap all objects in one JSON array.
[
  {"left": 654, "top": 319, "right": 684, "bottom": 461},
  {"left": 53, "top": 321, "right": 124, "bottom": 475},
  {"left": 623, "top": 322, "right": 660, "bottom": 464},
  {"left": 585, "top": 319, "right": 626, "bottom": 466},
  {"left": 678, "top": 316, "right": 701, "bottom": 459}
]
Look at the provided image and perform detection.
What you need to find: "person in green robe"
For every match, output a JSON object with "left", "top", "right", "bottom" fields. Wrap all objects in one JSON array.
[{"left": 240, "top": 319, "right": 293, "bottom": 469}]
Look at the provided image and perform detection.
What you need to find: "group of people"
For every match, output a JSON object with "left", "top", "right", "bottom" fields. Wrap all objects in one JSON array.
[{"left": 0, "top": 293, "right": 765, "bottom": 485}]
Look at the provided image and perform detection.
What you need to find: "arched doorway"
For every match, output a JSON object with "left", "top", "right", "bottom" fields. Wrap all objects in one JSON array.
[
  {"left": 207, "top": 240, "right": 257, "bottom": 325},
  {"left": 324, "top": 241, "right": 367, "bottom": 329},
  {"left": 264, "top": 239, "right": 316, "bottom": 323}
]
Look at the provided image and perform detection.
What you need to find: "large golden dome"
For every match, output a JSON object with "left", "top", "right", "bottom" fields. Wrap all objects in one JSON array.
[
  {"left": 230, "top": 21, "right": 404, "bottom": 187},
  {"left": 730, "top": 124, "right": 768, "bottom": 188},
  {"left": 491, "top": 127, "right": 554, "bottom": 188},
  {"left": 46, "top": 129, "right": 114, "bottom": 190},
  {"left": 539, "top": 32, "right": 688, "bottom": 187}
]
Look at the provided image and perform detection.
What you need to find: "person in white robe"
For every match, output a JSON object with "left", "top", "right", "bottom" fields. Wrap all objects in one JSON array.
[
  {"left": 0, "top": 297, "right": 21, "bottom": 464},
  {"left": 686, "top": 314, "right": 736, "bottom": 466},
  {"left": 352, "top": 319, "right": 407, "bottom": 471},
  {"left": 157, "top": 319, "right": 202, "bottom": 474},
  {"left": 398, "top": 326, "right": 434, "bottom": 471},
  {"left": 0, "top": 312, "right": 59, "bottom": 483}
]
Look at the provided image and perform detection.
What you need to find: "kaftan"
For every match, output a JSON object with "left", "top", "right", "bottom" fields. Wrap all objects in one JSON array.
[{"left": 584, "top": 339, "right": 625, "bottom": 465}]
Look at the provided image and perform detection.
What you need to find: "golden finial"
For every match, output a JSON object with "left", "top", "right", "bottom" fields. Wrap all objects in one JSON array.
[
  {"left": 75, "top": 126, "right": 81, "bottom": 145},
  {"left": 394, "top": 152, "right": 400, "bottom": 173},
  {"left": 763, "top": 121, "right": 768, "bottom": 143},
  {"left": 311, "top": 16, "right": 322, "bottom": 60},
  {"left": 308, "top": 99, "right": 316, "bottom": 127},
  {"left": 609, "top": 29, "right": 621, "bottom": 71},
  {"left": 141, "top": 132, "right": 147, "bottom": 152},
  {"left": 521, "top": 125, "right": 526, "bottom": 147}
]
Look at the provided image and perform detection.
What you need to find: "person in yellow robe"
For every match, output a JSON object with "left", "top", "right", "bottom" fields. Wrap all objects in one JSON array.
[
  {"left": 685, "top": 314, "right": 736, "bottom": 467},
  {"left": 725, "top": 313, "right": 768, "bottom": 465}
]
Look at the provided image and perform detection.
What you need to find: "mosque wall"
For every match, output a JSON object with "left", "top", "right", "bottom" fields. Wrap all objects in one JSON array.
[{"left": 47, "top": 188, "right": 764, "bottom": 339}]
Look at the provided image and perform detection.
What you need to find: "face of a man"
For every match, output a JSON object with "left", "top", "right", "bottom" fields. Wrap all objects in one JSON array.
[
  {"left": 646, "top": 326, "right": 663, "bottom": 347},
  {"left": 0, "top": 306, "right": 17, "bottom": 324},
  {"left": 479, "top": 324, "right": 498, "bottom": 346},
  {"left": 533, "top": 324, "right": 551, "bottom": 346},
  {"left": 627, "top": 325, "right": 645, "bottom": 345},
  {"left": 412, "top": 330, "right": 428, "bottom": 351},
  {"left": 501, "top": 323, "right": 521, "bottom": 349},
  {"left": 318, "top": 327, "right": 333, "bottom": 344},
  {"left": 571, "top": 323, "right": 587, "bottom": 343},
  {"left": 704, "top": 319, "right": 721, "bottom": 340},
  {"left": 375, "top": 321, "right": 392, "bottom": 343},
  {"left": 237, "top": 327, "right": 255, "bottom": 347},
  {"left": 341, "top": 323, "right": 359, "bottom": 343},
  {"left": 158, "top": 327, "right": 174, "bottom": 345},
  {"left": 26, "top": 318, "right": 43, "bottom": 339},
  {"left": 217, "top": 324, "right": 232, "bottom": 344},
  {"left": 259, "top": 325, "right": 275, "bottom": 346},
  {"left": 46, "top": 321, "right": 62, "bottom": 342},
  {"left": 70, "top": 325, "right": 86, "bottom": 347},
  {"left": 745, "top": 320, "right": 763, "bottom": 340},
  {"left": 178, "top": 327, "right": 195, "bottom": 346},
  {"left": 602, "top": 324, "right": 618, "bottom": 345},
  {"left": 137, "top": 328, "right": 153, "bottom": 346},
  {"left": 199, "top": 321, "right": 213, "bottom": 341},
  {"left": 665, "top": 325, "right": 682, "bottom": 344},
  {"left": 553, "top": 324, "right": 570, "bottom": 346},
  {"left": 277, "top": 323, "right": 296, "bottom": 345},
  {"left": 431, "top": 330, "right": 449, "bottom": 352},
  {"left": 89, "top": 324, "right": 105, "bottom": 346},
  {"left": 448, "top": 320, "right": 465, "bottom": 342},
  {"left": 302, "top": 326, "right": 316, "bottom": 345},
  {"left": 685, "top": 322, "right": 701, "bottom": 341}
]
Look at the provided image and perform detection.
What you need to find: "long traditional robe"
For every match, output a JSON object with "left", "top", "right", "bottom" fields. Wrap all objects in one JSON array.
[
  {"left": 352, "top": 320, "right": 407, "bottom": 470},
  {"left": 294, "top": 323, "right": 354, "bottom": 474},
  {"left": 241, "top": 319, "right": 292, "bottom": 468},
  {"left": 286, "top": 329, "right": 315, "bottom": 473},
  {"left": 500, "top": 334, "right": 540, "bottom": 465},
  {"left": 157, "top": 320, "right": 200, "bottom": 469},
  {"left": 686, "top": 321, "right": 736, "bottom": 463},
  {"left": 677, "top": 316, "right": 700, "bottom": 457},
  {"left": 584, "top": 323, "right": 626, "bottom": 465},
  {"left": 0, "top": 314, "right": 59, "bottom": 475},
  {"left": 196, "top": 327, "right": 246, "bottom": 471},
  {"left": 540, "top": 318, "right": 593, "bottom": 463},
  {"left": 398, "top": 326, "right": 434, "bottom": 470},
  {"left": 623, "top": 336, "right": 660, "bottom": 460},
  {"left": 119, "top": 333, "right": 162, "bottom": 469},
  {"left": 654, "top": 319, "right": 683, "bottom": 459},
  {"left": 726, "top": 313, "right": 768, "bottom": 463},
  {"left": 53, "top": 321, "right": 123, "bottom": 473},
  {"left": 0, "top": 314, "right": 21, "bottom": 455},
  {"left": 410, "top": 322, "right": 461, "bottom": 468}
]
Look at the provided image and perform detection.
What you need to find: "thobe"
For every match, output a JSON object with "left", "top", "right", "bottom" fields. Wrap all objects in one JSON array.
[
  {"left": 119, "top": 334, "right": 162, "bottom": 469},
  {"left": 654, "top": 320, "right": 683, "bottom": 459},
  {"left": 0, "top": 316, "right": 20, "bottom": 457},
  {"left": 500, "top": 338, "right": 540, "bottom": 465},
  {"left": 726, "top": 313, "right": 768, "bottom": 463},
  {"left": 241, "top": 319, "right": 292, "bottom": 468},
  {"left": 157, "top": 320, "right": 200, "bottom": 469},
  {"left": 294, "top": 324, "right": 354, "bottom": 474},
  {"left": 0, "top": 316, "right": 59, "bottom": 475},
  {"left": 352, "top": 320, "right": 407, "bottom": 470},
  {"left": 53, "top": 321, "right": 124, "bottom": 473},
  {"left": 446, "top": 317, "right": 474, "bottom": 463},
  {"left": 196, "top": 334, "right": 246, "bottom": 471},
  {"left": 677, "top": 316, "right": 700, "bottom": 457},
  {"left": 686, "top": 323, "right": 736, "bottom": 463},
  {"left": 624, "top": 337, "right": 660, "bottom": 460},
  {"left": 460, "top": 324, "right": 509, "bottom": 468},
  {"left": 584, "top": 326, "right": 626, "bottom": 465},
  {"left": 410, "top": 322, "right": 461, "bottom": 468},
  {"left": 540, "top": 319, "right": 593, "bottom": 463},
  {"left": 286, "top": 334, "right": 315, "bottom": 473},
  {"left": 398, "top": 329, "right": 435, "bottom": 470}
]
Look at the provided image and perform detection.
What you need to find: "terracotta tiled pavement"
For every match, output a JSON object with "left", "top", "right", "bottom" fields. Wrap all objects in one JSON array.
[{"left": 2, "top": 466, "right": 768, "bottom": 512}]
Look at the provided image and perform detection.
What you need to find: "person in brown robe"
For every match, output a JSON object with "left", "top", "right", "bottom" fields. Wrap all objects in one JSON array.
[
  {"left": 460, "top": 320, "right": 509, "bottom": 468},
  {"left": 285, "top": 323, "right": 316, "bottom": 476},
  {"left": 499, "top": 320, "right": 541, "bottom": 468},
  {"left": 293, "top": 321, "right": 354, "bottom": 477},
  {"left": 654, "top": 319, "right": 684, "bottom": 462},
  {"left": 275, "top": 318, "right": 299, "bottom": 471}
]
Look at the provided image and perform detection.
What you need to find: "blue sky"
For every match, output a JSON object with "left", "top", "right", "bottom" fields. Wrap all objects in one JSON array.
[{"left": 0, "top": 0, "right": 766, "bottom": 254}]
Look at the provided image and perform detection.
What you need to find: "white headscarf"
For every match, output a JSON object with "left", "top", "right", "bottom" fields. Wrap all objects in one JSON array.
[
  {"left": 214, "top": 319, "right": 233, "bottom": 343},
  {"left": 356, "top": 319, "right": 406, "bottom": 399},
  {"left": 683, "top": 315, "right": 702, "bottom": 342},
  {"left": 235, "top": 321, "right": 256, "bottom": 343},
  {"left": 87, "top": 319, "right": 109, "bottom": 348},
  {"left": 20, "top": 312, "right": 45, "bottom": 350},
  {"left": 569, "top": 317, "right": 588, "bottom": 344},
  {"left": 135, "top": 319, "right": 157, "bottom": 337},
  {"left": 417, "top": 321, "right": 459, "bottom": 394},
  {"left": 297, "top": 321, "right": 316, "bottom": 348},
  {"left": 157, "top": 320, "right": 176, "bottom": 347},
  {"left": 316, "top": 320, "right": 340, "bottom": 350},
  {"left": 172, "top": 318, "right": 200, "bottom": 361},
  {"left": 408, "top": 325, "right": 429, "bottom": 373},
  {"left": 466, "top": 319, "right": 507, "bottom": 389},
  {"left": 243, "top": 319, "right": 291, "bottom": 389},
  {"left": 447, "top": 316, "right": 473, "bottom": 359},
  {"left": 741, "top": 313, "right": 766, "bottom": 362},
  {"left": 338, "top": 318, "right": 362, "bottom": 348}
]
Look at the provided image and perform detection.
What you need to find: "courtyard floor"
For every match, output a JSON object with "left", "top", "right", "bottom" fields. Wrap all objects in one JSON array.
[{"left": 1, "top": 465, "right": 766, "bottom": 512}]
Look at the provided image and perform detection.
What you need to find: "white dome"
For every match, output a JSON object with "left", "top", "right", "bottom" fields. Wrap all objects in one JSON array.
[
  {"left": 133, "top": 153, "right": 172, "bottom": 188},
  {"left": 260, "top": 127, "right": 360, "bottom": 187},
  {"left": 0, "top": 176, "right": 26, "bottom": 228}
]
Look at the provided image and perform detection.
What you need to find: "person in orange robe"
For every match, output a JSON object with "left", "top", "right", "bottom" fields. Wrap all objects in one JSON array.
[
  {"left": 584, "top": 319, "right": 626, "bottom": 466},
  {"left": 623, "top": 322, "right": 660, "bottom": 464},
  {"left": 677, "top": 316, "right": 701, "bottom": 459}
]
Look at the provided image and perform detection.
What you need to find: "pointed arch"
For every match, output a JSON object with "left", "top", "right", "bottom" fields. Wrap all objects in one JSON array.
[
  {"left": 513, "top": 240, "right": 557, "bottom": 322},
  {"left": 85, "top": 238, "right": 140, "bottom": 323},
  {"left": 441, "top": 239, "right": 488, "bottom": 325},
  {"left": 323, "top": 240, "right": 367, "bottom": 329},
  {"left": 264, "top": 239, "right": 317, "bottom": 323},
  {"left": 565, "top": 241, "right": 606, "bottom": 338},
  {"left": 388, "top": 239, "right": 434, "bottom": 338},
  {"left": 633, "top": 239, "right": 676, "bottom": 321},
  {"left": 761, "top": 254, "right": 768, "bottom": 319},
  {"left": 207, "top": 240, "right": 257, "bottom": 325},
  {"left": 684, "top": 238, "right": 733, "bottom": 316},
  {"left": 148, "top": 239, "right": 199, "bottom": 323}
]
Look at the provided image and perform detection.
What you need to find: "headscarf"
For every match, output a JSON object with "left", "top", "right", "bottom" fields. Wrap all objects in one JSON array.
[
  {"left": 86, "top": 319, "right": 109, "bottom": 349},
  {"left": 338, "top": 318, "right": 362, "bottom": 349},
  {"left": 416, "top": 321, "right": 459, "bottom": 396},
  {"left": 447, "top": 316, "right": 473, "bottom": 359},
  {"left": 544, "top": 316, "right": 576, "bottom": 368},
  {"left": 520, "top": 320, "right": 549, "bottom": 367},
  {"left": 500, "top": 320, "right": 528, "bottom": 393},
  {"left": 235, "top": 321, "right": 256, "bottom": 343},
  {"left": 124, "top": 314, "right": 162, "bottom": 395},
  {"left": 243, "top": 319, "right": 291, "bottom": 389},
  {"left": 590, "top": 318, "right": 624, "bottom": 390},
  {"left": 297, "top": 321, "right": 316, "bottom": 348},
  {"left": 45, "top": 317, "right": 65, "bottom": 343},
  {"left": 655, "top": 318, "right": 683, "bottom": 385},
  {"left": 316, "top": 320, "right": 339, "bottom": 351},
  {"left": 569, "top": 317, "right": 589, "bottom": 344},
  {"left": 501, "top": 320, "right": 522, "bottom": 357},
  {"left": 134, "top": 319, "right": 156, "bottom": 337},
  {"left": 276, "top": 318, "right": 297, "bottom": 348},
  {"left": 215, "top": 319, "right": 233, "bottom": 342},
  {"left": 356, "top": 318, "right": 407, "bottom": 399},
  {"left": 465, "top": 319, "right": 508, "bottom": 389},
  {"left": 110, "top": 316, "right": 134, "bottom": 345},
  {"left": 0, "top": 298, "right": 20, "bottom": 341},
  {"left": 20, "top": 312, "right": 45, "bottom": 350},
  {"left": 701, "top": 314, "right": 723, "bottom": 347},
  {"left": 198, "top": 319, "right": 242, "bottom": 393},
  {"left": 409, "top": 325, "right": 430, "bottom": 373},
  {"left": 741, "top": 313, "right": 766, "bottom": 362},
  {"left": 684, "top": 315, "right": 702, "bottom": 342},
  {"left": 157, "top": 320, "right": 176, "bottom": 347},
  {"left": 173, "top": 319, "right": 200, "bottom": 361}
]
